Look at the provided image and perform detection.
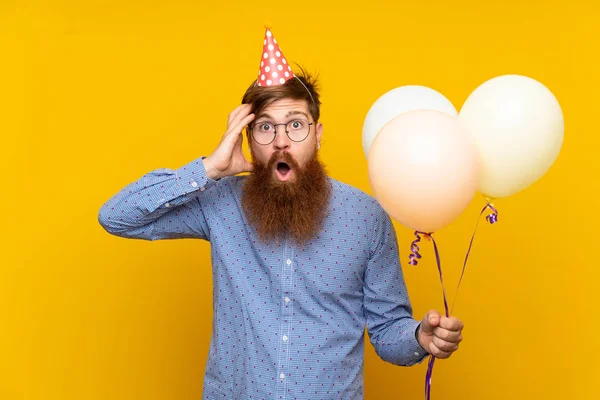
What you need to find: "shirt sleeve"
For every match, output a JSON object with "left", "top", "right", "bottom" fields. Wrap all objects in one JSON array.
[
  {"left": 97, "top": 156, "right": 218, "bottom": 241},
  {"left": 363, "top": 204, "right": 428, "bottom": 366}
]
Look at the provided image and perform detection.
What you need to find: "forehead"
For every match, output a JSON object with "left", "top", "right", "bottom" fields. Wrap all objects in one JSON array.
[{"left": 256, "top": 98, "right": 310, "bottom": 119}]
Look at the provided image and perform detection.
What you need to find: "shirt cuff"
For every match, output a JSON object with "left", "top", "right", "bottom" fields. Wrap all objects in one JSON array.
[
  {"left": 175, "top": 156, "right": 219, "bottom": 195},
  {"left": 405, "top": 319, "right": 429, "bottom": 366}
]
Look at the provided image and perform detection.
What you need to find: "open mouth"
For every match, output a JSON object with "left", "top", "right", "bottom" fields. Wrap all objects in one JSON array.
[{"left": 275, "top": 161, "right": 293, "bottom": 181}]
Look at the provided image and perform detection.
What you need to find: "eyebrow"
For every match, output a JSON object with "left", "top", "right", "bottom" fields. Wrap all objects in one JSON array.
[
  {"left": 285, "top": 110, "right": 309, "bottom": 118},
  {"left": 256, "top": 110, "right": 309, "bottom": 121}
]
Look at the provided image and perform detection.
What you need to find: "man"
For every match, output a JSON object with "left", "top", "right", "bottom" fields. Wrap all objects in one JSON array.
[{"left": 98, "top": 29, "right": 463, "bottom": 400}]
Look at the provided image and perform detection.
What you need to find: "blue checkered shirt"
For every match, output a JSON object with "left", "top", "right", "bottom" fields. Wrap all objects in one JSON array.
[{"left": 98, "top": 156, "right": 427, "bottom": 400}]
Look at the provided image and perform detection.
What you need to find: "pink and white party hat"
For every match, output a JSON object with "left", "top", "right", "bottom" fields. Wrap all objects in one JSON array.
[{"left": 257, "top": 27, "right": 295, "bottom": 86}]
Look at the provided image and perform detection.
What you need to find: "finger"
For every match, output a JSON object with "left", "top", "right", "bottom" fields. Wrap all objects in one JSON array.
[
  {"left": 228, "top": 104, "right": 253, "bottom": 127},
  {"left": 227, "top": 104, "right": 245, "bottom": 125},
  {"left": 439, "top": 316, "right": 464, "bottom": 331},
  {"left": 420, "top": 310, "right": 441, "bottom": 335},
  {"left": 432, "top": 335, "right": 459, "bottom": 353},
  {"left": 228, "top": 113, "right": 255, "bottom": 137},
  {"left": 228, "top": 104, "right": 252, "bottom": 126},
  {"left": 432, "top": 327, "right": 463, "bottom": 343},
  {"left": 227, "top": 104, "right": 251, "bottom": 128},
  {"left": 428, "top": 342, "right": 452, "bottom": 359}
]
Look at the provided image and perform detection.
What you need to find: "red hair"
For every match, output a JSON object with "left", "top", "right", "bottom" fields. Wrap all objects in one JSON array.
[{"left": 241, "top": 66, "right": 322, "bottom": 122}]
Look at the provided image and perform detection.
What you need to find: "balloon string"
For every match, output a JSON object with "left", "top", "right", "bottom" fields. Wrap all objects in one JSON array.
[
  {"left": 409, "top": 231, "right": 423, "bottom": 265},
  {"left": 424, "top": 234, "right": 448, "bottom": 400},
  {"left": 450, "top": 203, "right": 498, "bottom": 314},
  {"left": 414, "top": 202, "right": 498, "bottom": 399},
  {"left": 430, "top": 235, "right": 450, "bottom": 317},
  {"left": 425, "top": 355, "right": 436, "bottom": 400}
]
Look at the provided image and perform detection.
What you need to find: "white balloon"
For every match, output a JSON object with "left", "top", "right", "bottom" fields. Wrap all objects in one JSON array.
[
  {"left": 458, "top": 75, "right": 564, "bottom": 199},
  {"left": 362, "top": 86, "right": 458, "bottom": 157}
]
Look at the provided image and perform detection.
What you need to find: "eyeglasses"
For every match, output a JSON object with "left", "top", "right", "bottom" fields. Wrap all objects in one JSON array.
[{"left": 249, "top": 119, "right": 315, "bottom": 145}]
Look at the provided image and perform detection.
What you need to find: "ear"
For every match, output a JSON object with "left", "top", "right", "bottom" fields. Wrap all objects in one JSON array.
[{"left": 316, "top": 121, "right": 324, "bottom": 144}]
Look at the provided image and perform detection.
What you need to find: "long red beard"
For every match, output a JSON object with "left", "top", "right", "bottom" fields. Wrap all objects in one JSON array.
[{"left": 241, "top": 150, "right": 332, "bottom": 246}]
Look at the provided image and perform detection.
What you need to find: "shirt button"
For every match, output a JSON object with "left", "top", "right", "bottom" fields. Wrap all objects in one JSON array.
[
  {"left": 200, "top": 186, "right": 206, "bottom": 192},
  {"left": 286, "top": 259, "right": 292, "bottom": 265},
  {"left": 414, "top": 352, "right": 420, "bottom": 356},
  {"left": 164, "top": 202, "right": 170, "bottom": 208},
  {"left": 191, "top": 181, "right": 198, "bottom": 187},
  {"left": 280, "top": 373, "right": 285, "bottom": 379},
  {"left": 282, "top": 335, "right": 288, "bottom": 342},
  {"left": 284, "top": 297, "right": 290, "bottom": 303}
]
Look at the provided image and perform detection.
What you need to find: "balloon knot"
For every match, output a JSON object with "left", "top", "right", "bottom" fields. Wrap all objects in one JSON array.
[{"left": 485, "top": 204, "right": 499, "bottom": 224}]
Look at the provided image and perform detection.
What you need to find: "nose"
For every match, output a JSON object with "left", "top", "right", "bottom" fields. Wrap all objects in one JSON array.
[{"left": 273, "top": 127, "right": 291, "bottom": 150}]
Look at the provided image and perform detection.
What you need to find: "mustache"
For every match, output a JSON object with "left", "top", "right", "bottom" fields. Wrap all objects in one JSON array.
[{"left": 266, "top": 151, "right": 299, "bottom": 169}]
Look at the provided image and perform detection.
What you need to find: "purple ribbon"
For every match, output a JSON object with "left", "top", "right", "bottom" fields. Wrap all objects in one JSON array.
[
  {"left": 408, "top": 231, "right": 424, "bottom": 265},
  {"left": 424, "top": 234, "right": 449, "bottom": 400},
  {"left": 414, "top": 202, "right": 499, "bottom": 399},
  {"left": 450, "top": 202, "right": 498, "bottom": 314},
  {"left": 485, "top": 203, "right": 499, "bottom": 225}
]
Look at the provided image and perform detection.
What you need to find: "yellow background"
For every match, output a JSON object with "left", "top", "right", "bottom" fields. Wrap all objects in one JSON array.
[{"left": 1, "top": 0, "right": 597, "bottom": 399}]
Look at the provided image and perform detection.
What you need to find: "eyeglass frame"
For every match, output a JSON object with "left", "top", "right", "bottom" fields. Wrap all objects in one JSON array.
[{"left": 247, "top": 119, "right": 316, "bottom": 146}]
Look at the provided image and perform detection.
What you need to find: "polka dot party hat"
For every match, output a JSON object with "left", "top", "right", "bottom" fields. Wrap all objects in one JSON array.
[{"left": 257, "top": 27, "right": 295, "bottom": 87}]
